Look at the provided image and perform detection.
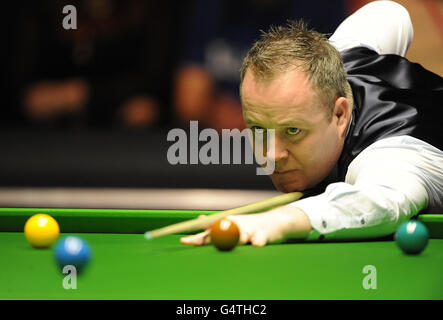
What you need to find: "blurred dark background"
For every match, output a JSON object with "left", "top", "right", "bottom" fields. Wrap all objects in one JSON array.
[{"left": 2, "top": 0, "right": 438, "bottom": 190}]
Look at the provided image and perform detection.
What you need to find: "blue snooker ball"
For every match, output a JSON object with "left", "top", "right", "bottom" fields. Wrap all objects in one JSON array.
[
  {"left": 395, "top": 220, "right": 429, "bottom": 255},
  {"left": 54, "top": 236, "right": 91, "bottom": 272}
]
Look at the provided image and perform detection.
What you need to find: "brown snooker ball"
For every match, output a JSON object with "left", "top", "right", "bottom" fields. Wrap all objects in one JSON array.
[{"left": 210, "top": 219, "right": 240, "bottom": 251}]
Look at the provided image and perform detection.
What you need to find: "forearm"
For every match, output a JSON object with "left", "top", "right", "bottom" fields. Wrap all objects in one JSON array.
[
  {"left": 290, "top": 182, "right": 428, "bottom": 241},
  {"left": 287, "top": 136, "right": 441, "bottom": 241}
]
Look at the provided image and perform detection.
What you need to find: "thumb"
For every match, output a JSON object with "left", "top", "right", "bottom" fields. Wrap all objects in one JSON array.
[{"left": 180, "top": 230, "right": 211, "bottom": 245}]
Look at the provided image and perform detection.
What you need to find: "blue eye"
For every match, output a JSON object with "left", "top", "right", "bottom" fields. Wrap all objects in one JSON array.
[{"left": 286, "top": 128, "right": 300, "bottom": 135}]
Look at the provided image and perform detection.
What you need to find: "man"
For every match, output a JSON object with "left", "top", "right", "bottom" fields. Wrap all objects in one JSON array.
[{"left": 181, "top": 1, "right": 443, "bottom": 247}]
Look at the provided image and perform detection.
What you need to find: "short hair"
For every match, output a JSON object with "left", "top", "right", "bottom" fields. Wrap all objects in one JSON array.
[{"left": 240, "top": 20, "right": 352, "bottom": 118}]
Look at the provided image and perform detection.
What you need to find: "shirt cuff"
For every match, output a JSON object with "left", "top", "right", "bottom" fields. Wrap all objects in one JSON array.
[{"left": 288, "top": 193, "right": 342, "bottom": 241}]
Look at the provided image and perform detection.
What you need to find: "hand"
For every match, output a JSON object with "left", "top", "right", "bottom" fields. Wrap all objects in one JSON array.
[{"left": 180, "top": 206, "right": 312, "bottom": 247}]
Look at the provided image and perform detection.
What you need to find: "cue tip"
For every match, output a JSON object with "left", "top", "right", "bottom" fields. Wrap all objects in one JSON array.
[{"left": 144, "top": 231, "right": 153, "bottom": 240}]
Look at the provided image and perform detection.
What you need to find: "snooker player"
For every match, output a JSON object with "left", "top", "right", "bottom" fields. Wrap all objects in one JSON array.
[{"left": 181, "top": 1, "right": 443, "bottom": 246}]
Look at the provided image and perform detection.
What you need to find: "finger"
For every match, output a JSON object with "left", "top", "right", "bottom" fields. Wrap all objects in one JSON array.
[
  {"left": 180, "top": 230, "right": 211, "bottom": 246},
  {"left": 226, "top": 216, "right": 250, "bottom": 245},
  {"left": 250, "top": 231, "right": 267, "bottom": 247},
  {"left": 180, "top": 232, "right": 208, "bottom": 245},
  {"left": 238, "top": 228, "right": 252, "bottom": 245}
]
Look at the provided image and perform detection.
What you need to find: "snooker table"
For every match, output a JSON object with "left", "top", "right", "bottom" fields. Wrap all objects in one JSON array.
[{"left": 1, "top": 207, "right": 442, "bottom": 300}]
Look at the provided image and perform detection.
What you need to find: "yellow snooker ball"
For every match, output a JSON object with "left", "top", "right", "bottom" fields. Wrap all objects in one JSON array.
[{"left": 24, "top": 214, "right": 60, "bottom": 248}]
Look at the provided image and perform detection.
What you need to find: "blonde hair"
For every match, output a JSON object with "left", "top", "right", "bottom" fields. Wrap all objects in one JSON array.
[{"left": 240, "top": 20, "right": 352, "bottom": 118}]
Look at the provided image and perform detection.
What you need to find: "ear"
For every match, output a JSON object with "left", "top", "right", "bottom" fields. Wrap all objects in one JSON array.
[{"left": 333, "top": 97, "right": 352, "bottom": 137}]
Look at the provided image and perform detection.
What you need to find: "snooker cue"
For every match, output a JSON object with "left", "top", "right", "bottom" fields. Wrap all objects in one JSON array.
[{"left": 144, "top": 191, "right": 303, "bottom": 240}]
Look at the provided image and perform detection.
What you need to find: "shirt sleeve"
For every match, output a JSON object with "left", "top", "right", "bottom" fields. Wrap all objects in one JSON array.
[
  {"left": 288, "top": 135, "right": 443, "bottom": 241},
  {"left": 328, "top": 0, "right": 413, "bottom": 57}
]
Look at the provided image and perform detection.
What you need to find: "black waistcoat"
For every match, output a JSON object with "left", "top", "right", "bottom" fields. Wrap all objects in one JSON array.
[{"left": 304, "top": 46, "right": 443, "bottom": 197}]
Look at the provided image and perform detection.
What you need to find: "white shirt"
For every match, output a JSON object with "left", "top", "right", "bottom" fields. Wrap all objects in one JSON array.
[
  {"left": 291, "top": 136, "right": 443, "bottom": 240},
  {"left": 289, "top": 1, "right": 443, "bottom": 240}
]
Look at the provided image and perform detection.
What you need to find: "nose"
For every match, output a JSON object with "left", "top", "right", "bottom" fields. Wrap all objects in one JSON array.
[{"left": 266, "top": 135, "right": 288, "bottom": 163}]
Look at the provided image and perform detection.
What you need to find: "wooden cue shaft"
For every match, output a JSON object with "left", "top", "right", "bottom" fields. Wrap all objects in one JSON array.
[{"left": 144, "top": 191, "right": 303, "bottom": 240}]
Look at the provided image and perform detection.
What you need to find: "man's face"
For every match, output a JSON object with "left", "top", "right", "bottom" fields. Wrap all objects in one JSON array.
[{"left": 241, "top": 68, "right": 346, "bottom": 192}]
